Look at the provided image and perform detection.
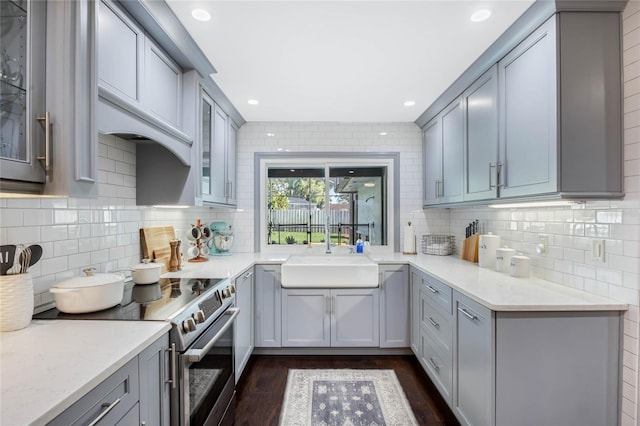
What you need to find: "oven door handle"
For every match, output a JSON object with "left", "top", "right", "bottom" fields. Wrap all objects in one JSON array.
[{"left": 183, "top": 308, "right": 240, "bottom": 363}]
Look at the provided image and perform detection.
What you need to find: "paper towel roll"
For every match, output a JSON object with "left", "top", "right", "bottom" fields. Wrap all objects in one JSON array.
[
  {"left": 402, "top": 225, "right": 416, "bottom": 254},
  {"left": 478, "top": 233, "right": 501, "bottom": 269}
]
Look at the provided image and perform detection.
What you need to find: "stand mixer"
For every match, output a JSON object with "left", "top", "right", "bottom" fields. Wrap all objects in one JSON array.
[{"left": 209, "top": 221, "right": 234, "bottom": 256}]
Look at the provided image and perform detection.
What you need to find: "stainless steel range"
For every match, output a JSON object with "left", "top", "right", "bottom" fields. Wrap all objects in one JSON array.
[{"left": 35, "top": 277, "right": 239, "bottom": 426}]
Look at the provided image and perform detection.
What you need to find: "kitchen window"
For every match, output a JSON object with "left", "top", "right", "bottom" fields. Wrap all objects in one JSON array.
[{"left": 256, "top": 153, "right": 398, "bottom": 252}]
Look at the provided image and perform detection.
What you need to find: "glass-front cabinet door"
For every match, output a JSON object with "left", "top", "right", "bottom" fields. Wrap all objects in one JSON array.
[{"left": 0, "top": 0, "right": 46, "bottom": 188}]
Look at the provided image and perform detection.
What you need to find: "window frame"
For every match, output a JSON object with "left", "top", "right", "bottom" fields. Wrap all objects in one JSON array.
[{"left": 255, "top": 152, "right": 400, "bottom": 253}]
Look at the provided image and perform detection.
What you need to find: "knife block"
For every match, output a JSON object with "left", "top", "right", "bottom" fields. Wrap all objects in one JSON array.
[{"left": 461, "top": 234, "right": 479, "bottom": 263}]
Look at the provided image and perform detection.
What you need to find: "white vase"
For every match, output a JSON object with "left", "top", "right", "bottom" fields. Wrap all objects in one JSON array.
[{"left": 0, "top": 273, "right": 34, "bottom": 332}]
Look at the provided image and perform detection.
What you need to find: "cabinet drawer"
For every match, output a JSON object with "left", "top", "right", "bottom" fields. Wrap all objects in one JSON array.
[
  {"left": 421, "top": 275, "right": 452, "bottom": 315},
  {"left": 420, "top": 329, "right": 452, "bottom": 403},
  {"left": 420, "top": 293, "right": 453, "bottom": 354},
  {"left": 48, "top": 357, "right": 139, "bottom": 426}
]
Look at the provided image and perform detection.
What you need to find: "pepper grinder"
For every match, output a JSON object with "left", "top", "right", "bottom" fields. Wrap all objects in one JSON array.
[{"left": 169, "top": 239, "right": 181, "bottom": 272}]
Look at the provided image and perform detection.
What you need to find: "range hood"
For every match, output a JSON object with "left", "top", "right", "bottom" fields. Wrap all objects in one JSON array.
[{"left": 97, "top": 87, "right": 193, "bottom": 166}]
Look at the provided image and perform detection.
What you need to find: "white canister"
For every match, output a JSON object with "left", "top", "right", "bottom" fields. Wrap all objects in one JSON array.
[
  {"left": 478, "top": 233, "right": 501, "bottom": 269},
  {"left": 510, "top": 254, "right": 531, "bottom": 278},
  {"left": 0, "top": 273, "right": 34, "bottom": 331},
  {"left": 495, "top": 247, "right": 516, "bottom": 273}
]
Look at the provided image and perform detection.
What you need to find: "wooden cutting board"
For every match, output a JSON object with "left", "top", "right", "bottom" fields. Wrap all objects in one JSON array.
[{"left": 140, "top": 226, "right": 176, "bottom": 273}]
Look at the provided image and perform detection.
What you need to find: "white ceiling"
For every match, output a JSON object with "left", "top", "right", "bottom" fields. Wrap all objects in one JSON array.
[{"left": 166, "top": 1, "right": 535, "bottom": 122}]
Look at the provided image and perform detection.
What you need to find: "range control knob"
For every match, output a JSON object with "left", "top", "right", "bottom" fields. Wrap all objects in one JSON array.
[
  {"left": 228, "top": 284, "right": 236, "bottom": 294},
  {"left": 193, "top": 310, "right": 206, "bottom": 324},
  {"left": 182, "top": 317, "right": 197, "bottom": 333},
  {"left": 222, "top": 288, "right": 232, "bottom": 299}
]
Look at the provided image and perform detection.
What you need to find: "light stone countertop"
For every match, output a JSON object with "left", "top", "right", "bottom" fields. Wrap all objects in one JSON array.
[
  {"left": 0, "top": 320, "right": 170, "bottom": 426},
  {"left": 171, "top": 251, "right": 627, "bottom": 312}
]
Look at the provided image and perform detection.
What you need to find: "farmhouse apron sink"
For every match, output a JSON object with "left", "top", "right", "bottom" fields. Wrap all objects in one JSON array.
[{"left": 281, "top": 255, "right": 379, "bottom": 288}]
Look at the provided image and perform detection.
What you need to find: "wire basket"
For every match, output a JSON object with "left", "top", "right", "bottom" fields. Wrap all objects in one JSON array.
[{"left": 422, "top": 234, "right": 454, "bottom": 256}]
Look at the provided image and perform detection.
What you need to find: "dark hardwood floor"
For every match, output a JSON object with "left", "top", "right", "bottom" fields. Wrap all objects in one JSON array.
[{"left": 235, "top": 355, "right": 460, "bottom": 426}]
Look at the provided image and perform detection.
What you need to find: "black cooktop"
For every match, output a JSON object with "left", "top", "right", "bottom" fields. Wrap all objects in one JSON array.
[{"left": 34, "top": 277, "right": 226, "bottom": 321}]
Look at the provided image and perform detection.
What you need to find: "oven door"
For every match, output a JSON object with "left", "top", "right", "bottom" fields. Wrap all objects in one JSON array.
[{"left": 178, "top": 307, "right": 239, "bottom": 426}]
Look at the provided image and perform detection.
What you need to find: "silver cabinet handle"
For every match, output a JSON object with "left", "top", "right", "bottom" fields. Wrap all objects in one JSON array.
[
  {"left": 243, "top": 271, "right": 253, "bottom": 279},
  {"left": 331, "top": 296, "right": 335, "bottom": 314},
  {"left": 490, "top": 162, "right": 503, "bottom": 190},
  {"left": 326, "top": 296, "right": 330, "bottom": 315},
  {"left": 489, "top": 162, "right": 496, "bottom": 189},
  {"left": 427, "top": 357, "right": 440, "bottom": 372},
  {"left": 166, "top": 342, "right": 176, "bottom": 389},
  {"left": 428, "top": 317, "right": 440, "bottom": 329},
  {"left": 458, "top": 307, "right": 477, "bottom": 321},
  {"left": 434, "top": 180, "right": 439, "bottom": 199},
  {"left": 427, "top": 285, "right": 439, "bottom": 294},
  {"left": 87, "top": 397, "right": 121, "bottom": 426},
  {"left": 36, "top": 111, "right": 52, "bottom": 173}
]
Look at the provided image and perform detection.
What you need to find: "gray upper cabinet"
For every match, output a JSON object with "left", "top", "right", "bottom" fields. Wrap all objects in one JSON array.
[
  {"left": 498, "top": 17, "right": 557, "bottom": 199},
  {"left": 1, "top": 0, "right": 98, "bottom": 197},
  {"left": 422, "top": 118, "right": 441, "bottom": 205},
  {"left": 144, "top": 39, "right": 182, "bottom": 128},
  {"left": 200, "top": 92, "right": 237, "bottom": 207},
  {"left": 423, "top": 97, "right": 464, "bottom": 206},
  {"left": 421, "top": 7, "right": 624, "bottom": 207},
  {"left": 463, "top": 66, "right": 498, "bottom": 202},
  {"left": 98, "top": 0, "right": 142, "bottom": 103}
]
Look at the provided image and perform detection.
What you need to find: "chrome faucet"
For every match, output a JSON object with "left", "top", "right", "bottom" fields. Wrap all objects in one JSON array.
[{"left": 325, "top": 217, "right": 332, "bottom": 254}]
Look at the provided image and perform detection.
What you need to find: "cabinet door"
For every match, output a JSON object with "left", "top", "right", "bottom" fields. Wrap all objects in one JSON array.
[
  {"left": 254, "top": 265, "right": 281, "bottom": 347},
  {"left": 98, "top": 0, "right": 142, "bottom": 103},
  {"left": 463, "top": 66, "right": 498, "bottom": 201},
  {"left": 139, "top": 333, "right": 170, "bottom": 426},
  {"left": 226, "top": 119, "right": 238, "bottom": 205},
  {"left": 282, "top": 288, "right": 330, "bottom": 347},
  {"left": 379, "top": 264, "right": 409, "bottom": 348},
  {"left": 144, "top": 39, "right": 182, "bottom": 128},
  {"left": 234, "top": 268, "right": 254, "bottom": 383},
  {"left": 454, "top": 292, "right": 494, "bottom": 426},
  {"left": 498, "top": 17, "right": 557, "bottom": 198},
  {"left": 210, "top": 103, "right": 228, "bottom": 204},
  {"left": 440, "top": 99, "right": 464, "bottom": 203},
  {"left": 0, "top": 0, "right": 46, "bottom": 186},
  {"left": 331, "top": 288, "right": 379, "bottom": 347},
  {"left": 410, "top": 268, "right": 423, "bottom": 355},
  {"left": 422, "top": 118, "right": 441, "bottom": 206}
]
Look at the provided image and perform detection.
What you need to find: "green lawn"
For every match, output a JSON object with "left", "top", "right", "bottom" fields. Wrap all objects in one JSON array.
[{"left": 268, "top": 231, "right": 349, "bottom": 245}]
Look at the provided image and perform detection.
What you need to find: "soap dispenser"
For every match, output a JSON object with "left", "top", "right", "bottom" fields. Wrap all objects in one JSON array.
[{"left": 355, "top": 234, "right": 364, "bottom": 254}]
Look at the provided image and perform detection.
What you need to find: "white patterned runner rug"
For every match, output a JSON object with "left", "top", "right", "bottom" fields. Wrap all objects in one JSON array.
[{"left": 279, "top": 369, "right": 419, "bottom": 426}]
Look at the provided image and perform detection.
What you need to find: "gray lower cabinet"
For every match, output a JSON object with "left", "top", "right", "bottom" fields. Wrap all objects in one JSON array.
[
  {"left": 453, "top": 292, "right": 494, "bottom": 426},
  {"left": 409, "top": 267, "right": 621, "bottom": 426},
  {"left": 254, "top": 264, "right": 282, "bottom": 348},
  {"left": 379, "top": 264, "right": 409, "bottom": 348},
  {"left": 234, "top": 267, "right": 255, "bottom": 383},
  {"left": 48, "top": 333, "right": 170, "bottom": 426},
  {"left": 281, "top": 288, "right": 380, "bottom": 347},
  {"left": 138, "top": 333, "right": 171, "bottom": 426}
]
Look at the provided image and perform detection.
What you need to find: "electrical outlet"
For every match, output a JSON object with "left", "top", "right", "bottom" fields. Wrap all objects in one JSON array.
[
  {"left": 592, "top": 239, "right": 605, "bottom": 262},
  {"left": 536, "top": 234, "right": 548, "bottom": 254}
]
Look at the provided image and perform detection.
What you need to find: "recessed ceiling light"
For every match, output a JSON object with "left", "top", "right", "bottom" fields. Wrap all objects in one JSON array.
[
  {"left": 248, "top": 99, "right": 259, "bottom": 105},
  {"left": 379, "top": 132, "right": 388, "bottom": 136},
  {"left": 403, "top": 100, "right": 416, "bottom": 107},
  {"left": 470, "top": 9, "right": 491, "bottom": 23},
  {"left": 191, "top": 9, "right": 211, "bottom": 22},
  {"left": 349, "top": 170, "right": 354, "bottom": 174}
]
